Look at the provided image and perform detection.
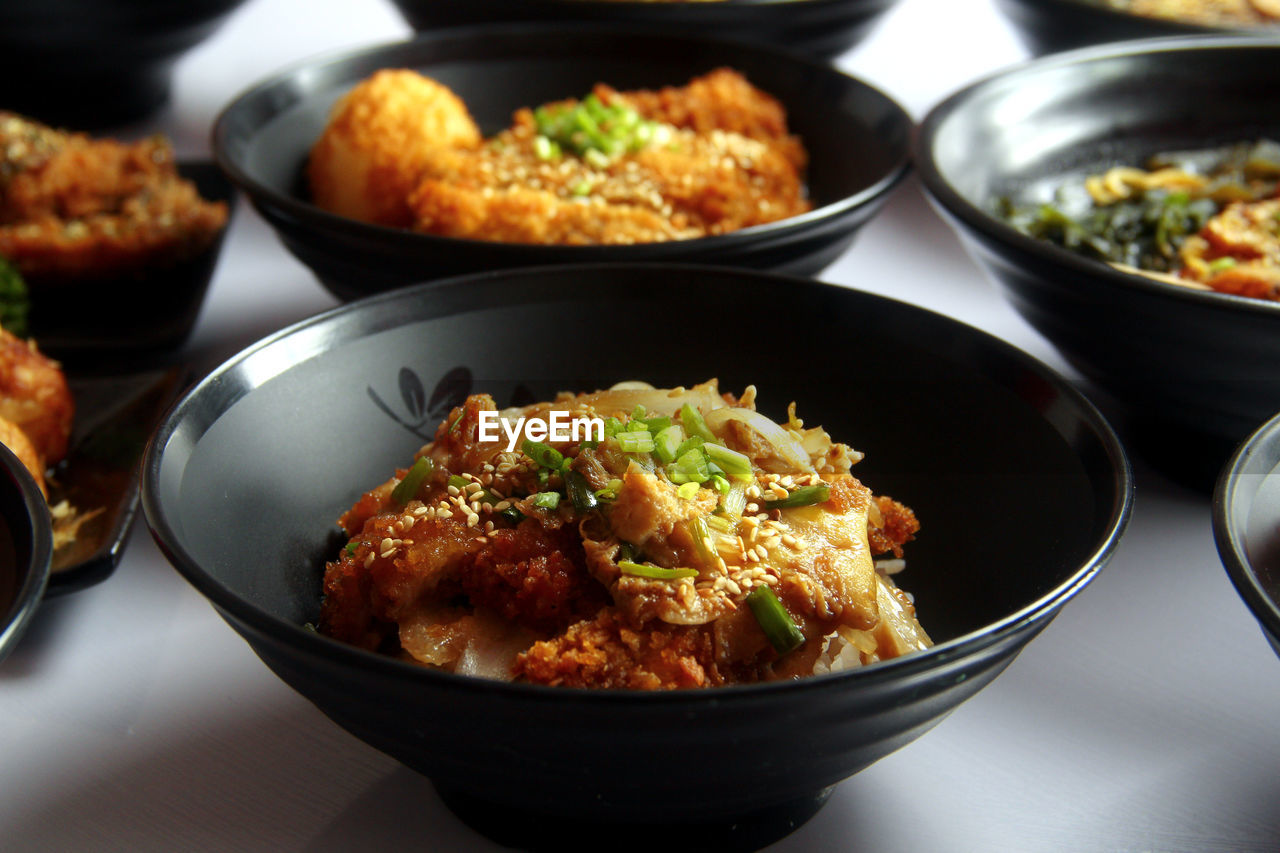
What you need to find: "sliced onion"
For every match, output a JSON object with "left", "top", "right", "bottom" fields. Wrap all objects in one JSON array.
[{"left": 704, "top": 406, "right": 813, "bottom": 473}]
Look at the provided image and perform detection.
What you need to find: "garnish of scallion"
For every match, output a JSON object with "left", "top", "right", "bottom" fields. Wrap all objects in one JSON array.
[
  {"left": 763, "top": 484, "right": 830, "bottom": 509},
  {"left": 390, "top": 456, "right": 433, "bottom": 504},
  {"left": 746, "top": 585, "right": 805, "bottom": 655},
  {"left": 618, "top": 561, "right": 698, "bottom": 580}
]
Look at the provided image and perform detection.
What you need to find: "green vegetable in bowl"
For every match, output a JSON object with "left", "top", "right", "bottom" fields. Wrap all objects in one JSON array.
[{"left": 0, "top": 257, "right": 30, "bottom": 338}]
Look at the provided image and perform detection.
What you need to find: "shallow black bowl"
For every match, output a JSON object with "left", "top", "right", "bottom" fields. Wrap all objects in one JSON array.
[
  {"left": 141, "top": 264, "right": 1131, "bottom": 849},
  {"left": 0, "top": 445, "right": 54, "bottom": 663},
  {"left": 1214, "top": 412, "right": 1280, "bottom": 661},
  {"left": 212, "top": 27, "right": 912, "bottom": 302},
  {"left": 389, "top": 0, "right": 901, "bottom": 59},
  {"left": 991, "top": 0, "right": 1275, "bottom": 55},
  {"left": 27, "top": 162, "right": 234, "bottom": 366},
  {"left": 915, "top": 37, "right": 1280, "bottom": 489},
  {"left": 0, "top": 0, "right": 248, "bottom": 128}
]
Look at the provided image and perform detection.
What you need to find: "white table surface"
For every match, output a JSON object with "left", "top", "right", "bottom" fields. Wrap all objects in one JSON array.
[{"left": 4, "top": 1, "right": 1279, "bottom": 850}]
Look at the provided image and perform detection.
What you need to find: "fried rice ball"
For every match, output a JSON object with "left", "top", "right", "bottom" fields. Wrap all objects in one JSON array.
[
  {"left": 308, "top": 69, "right": 482, "bottom": 228},
  {"left": 0, "top": 328, "right": 73, "bottom": 467}
]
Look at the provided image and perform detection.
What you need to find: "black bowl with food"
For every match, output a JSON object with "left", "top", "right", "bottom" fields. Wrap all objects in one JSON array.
[
  {"left": 141, "top": 263, "right": 1131, "bottom": 849},
  {"left": 0, "top": 0, "right": 249, "bottom": 128},
  {"left": 1214, "top": 411, "right": 1280, "bottom": 660},
  {"left": 915, "top": 37, "right": 1280, "bottom": 489},
  {"left": 212, "top": 27, "right": 912, "bottom": 302},
  {"left": 993, "top": 0, "right": 1279, "bottom": 56},
  {"left": 388, "top": 0, "right": 901, "bottom": 60},
  {"left": 0, "top": 444, "right": 54, "bottom": 662}
]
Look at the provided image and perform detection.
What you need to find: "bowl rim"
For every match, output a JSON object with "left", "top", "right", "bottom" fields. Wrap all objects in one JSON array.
[
  {"left": 914, "top": 34, "right": 1280, "bottom": 320},
  {"left": 0, "top": 443, "right": 54, "bottom": 662},
  {"left": 995, "top": 0, "right": 1273, "bottom": 35},
  {"left": 390, "top": 0, "right": 893, "bottom": 9},
  {"left": 210, "top": 23, "right": 913, "bottom": 260},
  {"left": 1213, "top": 411, "right": 1280, "bottom": 644},
  {"left": 142, "top": 262, "right": 1133, "bottom": 703}
]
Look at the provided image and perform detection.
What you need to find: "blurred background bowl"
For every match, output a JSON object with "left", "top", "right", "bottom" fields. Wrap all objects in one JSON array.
[
  {"left": 142, "top": 263, "right": 1131, "bottom": 850},
  {"left": 388, "top": 0, "right": 902, "bottom": 59},
  {"left": 213, "top": 26, "right": 912, "bottom": 302},
  {"left": 27, "top": 162, "right": 234, "bottom": 367},
  {"left": 914, "top": 36, "right": 1280, "bottom": 489},
  {"left": 1214, "top": 412, "right": 1280, "bottom": 661},
  {"left": 0, "top": 444, "right": 54, "bottom": 663},
  {"left": 992, "top": 0, "right": 1276, "bottom": 56},
  {"left": 0, "top": 0, "right": 249, "bottom": 128}
]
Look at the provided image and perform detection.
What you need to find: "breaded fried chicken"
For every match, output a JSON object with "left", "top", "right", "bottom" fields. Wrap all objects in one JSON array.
[{"left": 0, "top": 112, "right": 228, "bottom": 282}]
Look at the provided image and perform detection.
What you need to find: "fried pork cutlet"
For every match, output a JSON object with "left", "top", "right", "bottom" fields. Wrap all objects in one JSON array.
[
  {"left": 0, "top": 326, "right": 72, "bottom": 468},
  {"left": 319, "top": 382, "right": 930, "bottom": 689},
  {"left": 407, "top": 68, "right": 810, "bottom": 244},
  {"left": 308, "top": 67, "right": 811, "bottom": 244},
  {"left": 0, "top": 112, "right": 228, "bottom": 283}
]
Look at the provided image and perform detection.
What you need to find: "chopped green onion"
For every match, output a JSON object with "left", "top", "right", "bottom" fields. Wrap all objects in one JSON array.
[
  {"left": 686, "top": 515, "right": 716, "bottom": 566},
  {"left": 617, "top": 542, "right": 638, "bottom": 563},
  {"left": 571, "top": 179, "right": 593, "bottom": 197},
  {"left": 674, "top": 435, "right": 705, "bottom": 458},
  {"left": 531, "top": 491, "right": 561, "bottom": 509},
  {"left": 764, "top": 484, "right": 831, "bottom": 509},
  {"left": 533, "top": 135, "right": 560, "bottom": 160},
  {"left": 499, "top": 507, "right": 525, "bottom": 524},
  {"left": 641, "top": 416, "right": 672, "bottom": 434},
  {"left": 603, "top": 416, "right": 624, "bottom": 437},
  {"left": 345, "top": 541, "right": 359, "bottom": 555},
  {"left": 710, "top": 474, "right": 731, "bottom": 495},
  {"left": 618, "top": 561, "right": 698, "bottom": 580},
  {"left": 522, "top": 439, "right": 564, "bottom": 471},
  {"left": 680, "top": 403, "right": 715, "bottom": 441},
  {"left": 630, "top": 404, "right": 648, "bottom": 421},
  {"left": 704, "top": 443, "right": 752, "bottom": 477},
  {"left": 0, "top": 257, "right": 30, "bottom": 337},
  {"left": 668, "top": 446, "right": 711, "bottom": 485},
  {"left": 448, "top": 474, "right": 470, "bottom": 490},
  {"left": 677, "top": 482, "right": 700, "bottom": 500},
  {"left": 566, "top": 470, "right": 599, "bottom": 513},
  {"left": 391, "top": 456, "right": 433, "bottom": 504},
  {"left": 653, "top": 424, "right": 685, "bottom": 464},
  {"left": 705, "top": 514, "right": 736, "bottom": 534},
  {"left": 1208, "top": 256, "right": 1238, "bottom": 273},
  {"left": 746, "top": 585, "right": 805, "bottom": 655},
  {"left": 721, "top": 479, "right": 748, "bottom": 517},
  {"left": 616, "top": 431, "right": 656, "bottom": 453}
]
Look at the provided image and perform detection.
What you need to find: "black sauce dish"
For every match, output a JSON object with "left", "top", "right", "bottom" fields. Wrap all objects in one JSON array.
[
  {"left": 212, "top": 26, "right": 912, "bottom": 302},
  {"left": 992, "top": 0, "right": 1276, "bottom": 55},
  {"left": 141, "top": 264, "right": 1132, "bottom": 850},
  {"left": 1214, "top": 411, "right": 1280, "bottom": 660},
  {"left": 914, "top": 36, "right": 1280, "bottom": 490},
  {"left": 388, "top": 0, "right": 901, "bottom": 60},
  {"left": 0, "top": 445, "right": 54, "bottom": 663},
  {"left": 0, "top": 0, "right": 249, "bottom": 128}
]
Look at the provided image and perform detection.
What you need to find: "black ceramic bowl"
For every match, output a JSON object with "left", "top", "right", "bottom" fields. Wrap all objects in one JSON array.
[
  {"left": 915, "top": 37, "right": 1280, "bottom": 489},
  {"left": 141, "top": 264, "right": 1131, "bottom": 849},
  {"left": 0, "top": 445, "right": 54, "bottom": 663},
  {"left": 212, "top": 27, "right": 912, "bottom": 302},
  {"left": 0, "top": 0, "right": 248, "bottom": 128},
  {"left": 1214, "top": 412, "right": 1280, "bottom": 660},
  {"left": 389, "top": 0, "right": 901, "bottom": 59},
  {"left": 993, "top": 0, "right": 1277, "bottom": 56},
  {"left": 26, "top": 162, "right": 234, "bottom": 366}
]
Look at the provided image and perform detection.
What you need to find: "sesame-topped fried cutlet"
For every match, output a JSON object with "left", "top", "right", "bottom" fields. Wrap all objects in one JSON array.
[
  {"left": 0, "top": 112, "right": 228, "bottom": 282},
  {"left": 308, "top": 67, "right": 812, "bottom": 245},
  {"left": 319, "top": 381, "right": 931, "bottom": 689},
  {"left": 406, "top": 68, "right": 810, "bottom": 244}
]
